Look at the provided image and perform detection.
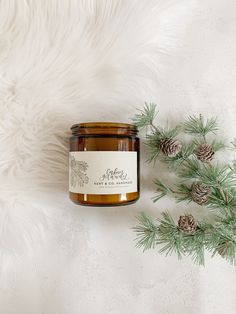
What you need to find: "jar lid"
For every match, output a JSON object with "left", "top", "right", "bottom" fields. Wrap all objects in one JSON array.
[{"left": 71, "top": 122, "right": 138, "bottom": 136}]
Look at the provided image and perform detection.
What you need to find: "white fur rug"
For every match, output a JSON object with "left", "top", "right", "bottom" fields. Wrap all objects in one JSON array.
[{"left": 1, "top": 1, "right": 236, "bottom": 313}]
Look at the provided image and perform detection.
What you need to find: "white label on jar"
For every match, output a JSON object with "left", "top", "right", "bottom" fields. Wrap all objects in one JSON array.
[{"left": 69, "top": 151, "right": 138, "bottom": 195}]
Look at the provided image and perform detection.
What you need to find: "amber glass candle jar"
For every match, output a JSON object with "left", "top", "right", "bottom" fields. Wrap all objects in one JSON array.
[{"left": 69, "top": 122, "right": 140, "bottom": 206}]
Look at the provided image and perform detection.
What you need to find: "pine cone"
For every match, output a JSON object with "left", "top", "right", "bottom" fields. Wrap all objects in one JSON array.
[
  {"left": 191, "top": 182, "right": 212, "bottom": 205},
  {"left": 159, "top": 138, "right": 182, "bottom": 157},
  {"left": 178, "top": 214, "right": 197, "bottom": 234},
  {"left": 195, "top": 143, "right": 214, "bottom": 163}
]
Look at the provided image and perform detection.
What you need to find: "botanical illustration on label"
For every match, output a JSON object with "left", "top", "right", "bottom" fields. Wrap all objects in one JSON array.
[
  {"left": 69, "top": 151, "right": 137, "bottom": 195},
  {"left": 70, "top": 155, "right": 89, "bottom": 188}
]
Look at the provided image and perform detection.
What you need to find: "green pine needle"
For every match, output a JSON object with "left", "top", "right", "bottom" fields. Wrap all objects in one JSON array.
[
  {"left": 145, "top": 132, "right": 162, "bottom": 163},
  {"left": 211, "top": 140, "right": 225, "bottom": 152},
  {"left": 230, "top": 139, "right": 236, "bottom": 150},
  {"left": 183, "top": 114, "right": 218, "bottom": 137},
  {"left": 132, "top": 103, "right": 157, "bottom": 129},
  {"left": 162, "top": 142, "right": 195, "bottom": 170},
  {"left": 174, "top": 184, "right": 192, "bottom": 203},
  {"left": 132, "top": 104, "right": 236, "bottom": 265},
  {"left": 158, "top": 125, "right": 180, "bottom": 139},
  {"left": 134, "top": 212, "right": 236, "bottom": 265},
  {"left": 178, "top": 158, "right": 202, "bottom": 179},
  {"left": 229, "top": 160, "right": 236, "bottom": 175},
  {"left": 152, "top": 179, "right": 173, "bottom": 202},
  {"left": 145, "top": 125, "right": 181, "bottom": 163},
  {"left": 199, "top": 163, "right": 236, "bottom": 190},
  {"left": 133, "top": 212, "right": 158, "bottom": 251}
]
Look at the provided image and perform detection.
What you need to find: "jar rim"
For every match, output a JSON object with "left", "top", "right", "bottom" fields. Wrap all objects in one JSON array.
[{"left": 71, "top": 122, "right": 138, "bottom": 136}]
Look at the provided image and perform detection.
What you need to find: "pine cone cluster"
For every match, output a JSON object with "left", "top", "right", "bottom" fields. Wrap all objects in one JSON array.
[
  {"left": 178, "top": 214, "right": 197, "bottom": 234},
  {"left": 159, "top": 138, "right": 182, "bottom": 157},
  {"left": 191, "top": 182, "right": 212, "bottom": 205},
  {"left": 195, "top": 143, "right": 214, "bottom": 163}
]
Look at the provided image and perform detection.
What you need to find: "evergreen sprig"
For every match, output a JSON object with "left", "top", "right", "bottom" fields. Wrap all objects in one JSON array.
[
  {"left": 132, "top": 103, "right": 157, "bottom": 129},
  {"left": 231, "top": 139, "right": 236, "bottom": 150},
  {"left": 133, "top": 103, "right": 236, "bottom": 265},
  {"left": 134, "top": 211, "right": 236, "bottom": 265},
  {"left": 182, "top": 114, "right": 218, "bottom": 137}
]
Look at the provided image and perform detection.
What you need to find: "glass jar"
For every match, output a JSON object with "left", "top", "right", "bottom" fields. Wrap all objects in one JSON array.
[{"left": 69, "top": 122, "right": 140, "bottom": 206}]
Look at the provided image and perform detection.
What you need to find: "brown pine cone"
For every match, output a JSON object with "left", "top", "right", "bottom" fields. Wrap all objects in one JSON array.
[
  {"left": 195, "top": 143, "right": 215, "bottom": 163},
  {"left": 178, "top": 214, "right": 197, "bottom": 234},
  {"left": 159, "top": 138, "right": 182, "bottom": 157},
  {"left": 191, "top": 182, "right": 212, "bottom": 205}
]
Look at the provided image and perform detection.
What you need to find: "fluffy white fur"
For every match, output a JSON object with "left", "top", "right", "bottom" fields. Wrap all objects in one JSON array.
[{"left": 0, "top": 0, "right": 195, "bottom": 261}]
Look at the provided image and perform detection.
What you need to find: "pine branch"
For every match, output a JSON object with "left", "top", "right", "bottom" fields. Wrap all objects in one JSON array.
[
  {"left": 178, "top": 158, "right": 202, "bottom": 179},
  {"left": 179, "top": 162, "right": 236, "bottom": 209},
  {"left": 132, "top": 103, "right": 158, "bottom": 130},
  {"left": 193, "top": 138, "right": 225, "bottom": 153},
  {"left": 161, "top": 142, "right": 196, "bottom": 170},
  {"left": 134, "top": 212, "right": 236, "bottom": 265},
  {"left": 158, "top": 125, "right": 180, "bottom": 139},
  {"left": 178, "top": 160, "right": 236, "bottom": 192},
  {"left": 231, "top": 139, "right": 236, "bottom": 151},
  {"left": 183, "top": 114, "right": 218, "bottom": 138},
  {"left": 211, "top": 140, "right": 225, "bottom": 152},
  {"left": 145, "top": 131, "right": 162, "bottom": 163},
  {"left": 207, "top": 189, "right": 236, "bottom": 211},
  {"left": 132, "top": 103, "right": 236, "bottom": 265},
  {"left": 174, "top": 184, "right": 192, "bottom": 203},
  {"left": 145, "top": 126, "right": 181, "bottom": 163},
  {"left": 153, "top": 181, "right": 193, "bottom": 203},
  {"left": 205, "top": 212, "right": 236, "bottom": 264},
  {"left": 199, "top": 163, "right": 236, "bottom": 191},
  {"left": 229, "top": 160, "right": 236, "bottom": 174},
  {"left": 133, "top": 212, "right": 158, "bottom": 250},
  {"left": 152, "top": 179, "right": 174, "bottom": 202},
  {"left": 157, "top": 212, "right": 185, "bottom": 259}
]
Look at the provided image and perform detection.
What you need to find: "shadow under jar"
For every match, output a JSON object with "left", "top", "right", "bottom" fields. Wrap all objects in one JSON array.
[{"left": 69, "top": 122, "right": 140, "bottom": 206}]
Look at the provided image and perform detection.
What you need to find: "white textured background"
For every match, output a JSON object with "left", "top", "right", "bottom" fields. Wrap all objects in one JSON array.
[{"left": 1, "top": 1, "right": 236, "bottom": 313}]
